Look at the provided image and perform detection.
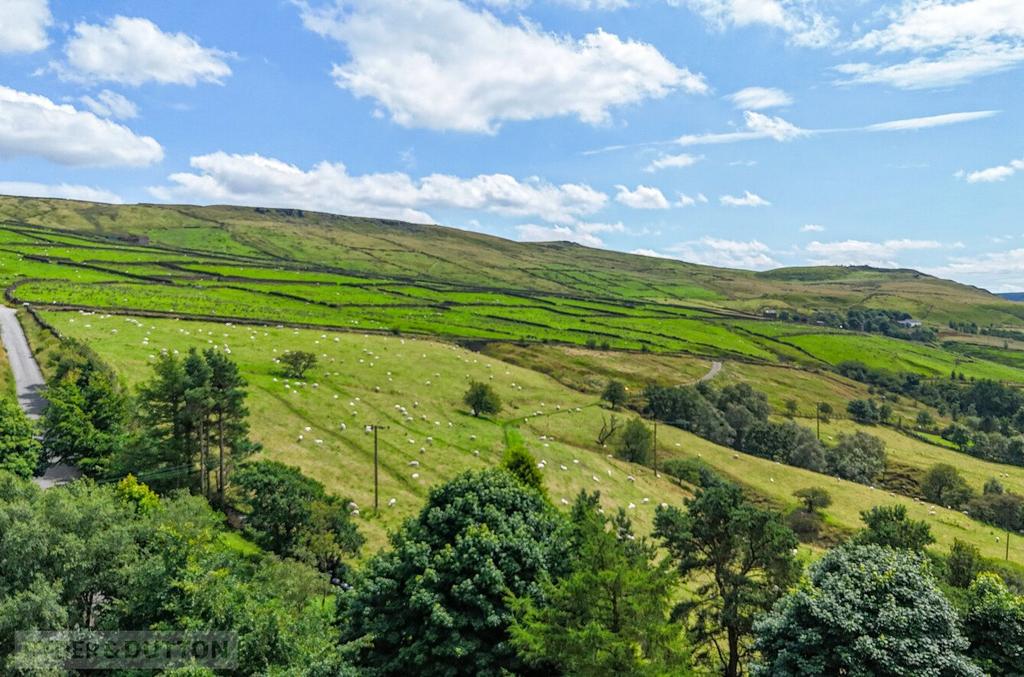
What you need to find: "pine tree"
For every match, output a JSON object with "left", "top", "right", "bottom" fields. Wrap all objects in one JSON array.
[{"left": 204, "top": 349, "right": 251, "bottom": 505}]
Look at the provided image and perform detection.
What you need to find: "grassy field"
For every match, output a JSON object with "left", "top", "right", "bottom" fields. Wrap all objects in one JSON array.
[
  {"left": 40, "top": 310, "right": 1024, "bottom": 566},
  {"left": 39, "top": 311, "right": 691, "bottom": 552}
]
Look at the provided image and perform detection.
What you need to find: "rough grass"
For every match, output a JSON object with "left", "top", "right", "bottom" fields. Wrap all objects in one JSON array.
[{"left": 41, "top": 311, "right": 691, "bottom": 553}]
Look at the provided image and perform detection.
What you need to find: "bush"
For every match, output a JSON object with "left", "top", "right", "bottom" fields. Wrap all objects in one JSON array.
[
  {"left": 947, "top": 539, "right": 984, "bottom": 589},
  {"left": 793, "top": 487, "right": 831, "bottom": 514}
]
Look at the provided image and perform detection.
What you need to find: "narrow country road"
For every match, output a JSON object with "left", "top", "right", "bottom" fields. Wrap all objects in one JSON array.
[
  {"left": 0, "top": 306, "right": 46, "bottom": 418},
  {"left": 0, "top": 306, "right": 80, "bottom": 488}
]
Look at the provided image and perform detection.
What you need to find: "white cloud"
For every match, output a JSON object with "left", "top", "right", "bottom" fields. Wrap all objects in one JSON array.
[
  {"left": 673, "top": 109, "right": 995, "bottom": 148},
  {"left": 615, "top": 184, "right": 671, "bottom": 209},
  {"left": 842, "top": 0, "right": 1024, "bottom": 89},
  {"left": 645, "top": 153, "right": 702, "bottom": 172},
  {"left": 929, "top": 248, "right": 1024, "bottom": 290},
  {"left": 149, "top": 151, "right": 608, "bottom": 224},
  {"left": 516, "top": 221, "right": 624, "bottom": 247},
  {"left": 676, "top": 192, "right": 708, "bottom": 206},
  {"left": 726, "top": 86, "right": 792, "bottom": 110},
  {"left": 864, "top": 110, "right": 998, "bottom": 131},
  {"left": 0, "top": 181, "right": 122, "bottom": 203},
  {"left": 677, "top": 111, "right": 808, "bottom": 146},
  {"left": 666, "top": 236, "right": 779, "bottom": 268},
  {"left": 0, "top": 0, "right": 51, "bottom": 53},
  {"left": 0, "top": 85, "right": 162, "bottom": 166},
  {"left": 669, "top": 0, "right": 838, "bottom": 47},
  {"left": 958, "top": 157, "right": 1024, "bottom": 183},
  {"left": 59, "top": 16, "right": 231, "bottom": 86},
  {"left": 805, "top": 238, "right": 945, "bottom": 267},
  {"left": 720, "top": 190, "right": 771, "bottom": 207},
  {"left": 79, "top": 90, "right": 138, "bottom": 120},
  {"left": 475, "top": 0, "right": 630, "bottom": 7},
  {"left": 299, "top": 0, "right": 706, "bottom": 133},
  {"left": 801, "top": 223, "right": 824, "bottom": 232}
]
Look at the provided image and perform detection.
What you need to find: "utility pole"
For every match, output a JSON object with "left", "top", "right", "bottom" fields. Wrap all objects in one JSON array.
[
  {"left": 1007, "top": 529, "right": 1011, "bottom": 561},
  {"left": 369, "top": 424, "right": 389, "bottom": 512},
  {"left": 815, "top": 402, "right": 820, "bottom": 440},
  {"left": 653, "top": 420, "right": 658, "bottom": 477}
]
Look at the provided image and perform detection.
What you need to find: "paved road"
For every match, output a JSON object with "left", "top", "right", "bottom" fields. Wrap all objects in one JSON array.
[
  {"left": 0, "top": 306, "right": 46, "bottom": 418},
  {"left": 0, "top": 306, "right": 81, "bottom": 488}
]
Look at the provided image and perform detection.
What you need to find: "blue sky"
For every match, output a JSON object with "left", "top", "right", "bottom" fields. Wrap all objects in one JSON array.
[{"left": 1, "top": 1, "right": 1022, "bottom": 290}]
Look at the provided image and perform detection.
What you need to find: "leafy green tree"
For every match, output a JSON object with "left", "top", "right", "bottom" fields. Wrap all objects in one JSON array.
[
  {"left": 42, "top": 341, "right": 130, "bottom": 475},
  {"left": 0, "top": 397, "right": 41, "bottom": 478},
  {"left": 825, "top": 431, "right": 886, "bottom": 484},
  {"left": 753, "top": 545, "right": 981, "bottom": 676},
  {"left": 817, "top": 402, "right": 833, "bottom": 422},
  {"left": 793, "top": 487, "right": 831, "bottom": 514},
  {"left": 279, "top": 350, "right": 318, "bottom": 379},
  {"left": 947, "top": 539, "right": 984, "bottom": 589},
  {"left": 502, "top": 444, "right": 545, "bottom": 496},
  {"left": 654, "top": 480, "right": 799, "bottom": 677},
  {"left": 340, "top": 469, "right": 567, "bottom": 676},
  {"left": 617, "top": 418, "right": 653, "bottom": 464},
  {"left": 917, "top": 410, "right": 936, "bottom": 429},
  {"left": 463, "top": 381, "right": 501, "bottom": 417},
  {"left": 922, "top": 463, "right": 974, "bottom": 509},
  {"left": 847, "top": 398, "right": 880, "bottom": 424},
  {"left": 962, "top": 573, "right": 1024, "bottom": 675},
  {"left": 510, "top": 492, "right": 689, "bottom": 676},
  {"left": 854, "top": 504, "right": 935, "bottom": 551},
  {"left": 602, "top": 380, "right": 628, "bottom": 410},
  {"left": 233, "top": 460, "right": 361, "bottom": 567}
]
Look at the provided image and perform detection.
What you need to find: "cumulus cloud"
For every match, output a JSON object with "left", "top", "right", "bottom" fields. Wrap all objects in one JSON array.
[
  {"left": 929, "top": 248, "right": 1024, "bottom": 290},
  {"left": 516, "top": 221, "right": 624, "bottom": 247},
  {"left": 0, "top": 0, "right": 51, "bottom": 53},
  {"left": 0, "top": 86, "right": 163, "bottom": 166},
  {"left": 475, "top": 0, "right": 630, "bottom": 8},
  {"left": 840, "top": 0, "right": 1024, "bottom": 89},
  {"left": 800, "top": 223, "right": 825, "bottom": 232},
  {"left": 669, "top": 0, "right": 837, "bottom": 47},
  {"left": 957, "top": 157, "right": 1024, "bottom": 183},
  {"left": 615, "top": 184, "right": 671, "bottom": 209},
  {"left": 79, "top": 90, "right": 138, "bottom": 120},
  {"left": 645, "top": 153, "right": 702, "bottom": 172},
  {"left": 0, "top": 181, "right": 122, "bottom": 203},
  {"left": 58, "top": 16, "right": 232, "bottom": 86},
  {"left": 805, "top": 238, "right": 946, "bottom": 267},
  {"left": 149, "top": 151, "right": 608, "bottom": 224},
  {"left": 298, "top": 0, "right": 706, "bottom": 133},
  {"left": 720, "top": 191, "right": 771, "bottom": 207},
  {"left": 726, "top": 86, "right": 792, "bottom": 110},
  {"left": 666, "top": 237, "right": 779, "bottom": 268}
]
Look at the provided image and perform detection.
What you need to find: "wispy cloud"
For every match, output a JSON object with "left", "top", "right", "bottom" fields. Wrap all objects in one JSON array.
[
  {"left": 726, "top": 86, "right": 792, "bottom": 110},
  {"left": 800, "top": 223, "right": 824, "bottom": 232},
  {"left": 644, "top": 152, "right": 702, "bottom": 172}
]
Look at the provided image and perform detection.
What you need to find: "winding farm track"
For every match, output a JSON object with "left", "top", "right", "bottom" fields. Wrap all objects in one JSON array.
[
  {"left": 699, "top": 360, "right": 723, "bottom": 383},
  {"left": 0, "top": 306, "right": 80, "bottom": 488}
]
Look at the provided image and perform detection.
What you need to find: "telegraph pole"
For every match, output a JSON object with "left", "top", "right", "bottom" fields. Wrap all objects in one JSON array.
[
  {"left": 816, "top": 402, "right": 820, "bottom": 440},
  {"left": 1007, "top": 529, "right": 1011, "bottom": 561},
  {"left": 369, "top": 424, "right": 389, "bottom": 512},
  {"left": 653, "top": 420, "right": 658, "bottom": 477}
]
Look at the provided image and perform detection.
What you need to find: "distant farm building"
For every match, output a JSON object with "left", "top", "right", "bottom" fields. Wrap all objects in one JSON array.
[{"left": 898, "top": 318, "right": 922, "bottom": 328}]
